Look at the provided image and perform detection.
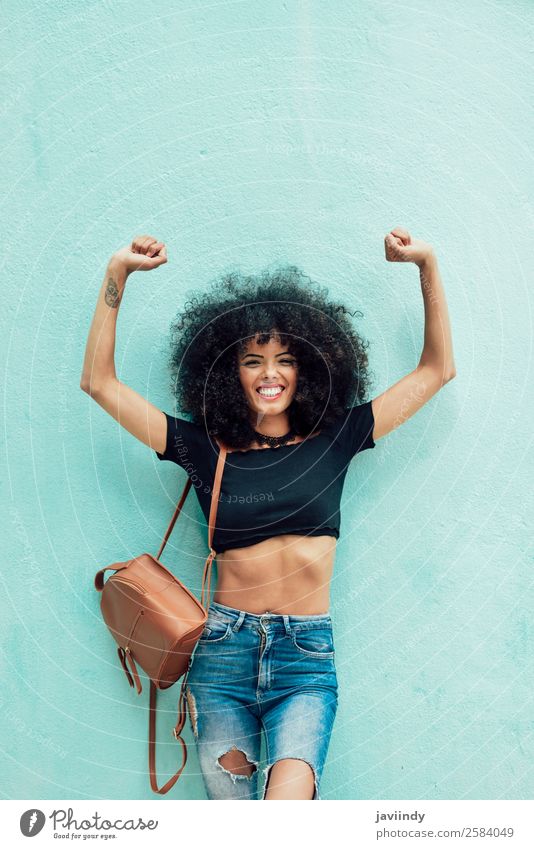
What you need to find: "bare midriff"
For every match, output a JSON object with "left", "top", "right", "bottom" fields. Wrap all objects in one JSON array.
[{"left": 213, "top": 533, "right": 337, "bottom": 616}]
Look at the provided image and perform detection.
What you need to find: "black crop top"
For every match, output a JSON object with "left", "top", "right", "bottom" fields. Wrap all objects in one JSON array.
[{"left": 155, "top": 401, "right": 376, "bottom": 553}]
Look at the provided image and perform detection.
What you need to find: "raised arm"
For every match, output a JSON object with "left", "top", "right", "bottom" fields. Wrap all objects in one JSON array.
[
  {"left": 371, "top": 227, "right": 457, "bottom": 441},
  {"left": 79, "top": 235, "right": 169, "bottom": 454}
]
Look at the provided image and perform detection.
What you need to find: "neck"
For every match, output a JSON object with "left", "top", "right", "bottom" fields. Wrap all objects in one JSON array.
[{"left": 249, "top": 411, "right": 291, "bottom": 437}]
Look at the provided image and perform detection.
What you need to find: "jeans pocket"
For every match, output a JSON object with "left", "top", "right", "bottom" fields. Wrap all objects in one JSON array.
[
  {"left": 199, "top": 616, "right": 232, "bottom": 643},
  {"left": 290, "top": 625, "right": 335, "bottom": 658}
]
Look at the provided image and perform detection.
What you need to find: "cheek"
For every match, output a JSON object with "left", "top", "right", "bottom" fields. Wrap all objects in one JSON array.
[
  {"left": 288, "top": 370, "right": 298, "bottom": 390},
  {"left": 238, "top": 370, "right": 254, "bottom": 393}
]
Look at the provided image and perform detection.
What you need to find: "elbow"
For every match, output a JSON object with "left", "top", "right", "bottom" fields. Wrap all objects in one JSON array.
[
  {"left": 419, "top": 362, "right": 457, "bottom": 386},
  {"left": 80, "top": 374, "right": 116, "bottom": 398},
  {"left": 80, "top": 376, "right": 100, "bottom": 398}
]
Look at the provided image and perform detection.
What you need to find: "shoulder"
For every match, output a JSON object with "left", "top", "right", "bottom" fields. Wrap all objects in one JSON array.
[
  {"left": 323, "top": 401, "right": 376, "bottom": 455},
  {"left": 155, "top": 411, "right": 210, "bottom": 464}
]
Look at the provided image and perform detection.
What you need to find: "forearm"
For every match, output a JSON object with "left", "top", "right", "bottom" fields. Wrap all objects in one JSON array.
[
  {"left": 417, "top": 253, "right": 456, "bottom": 378},
  {"left": 80, "top": 258, "right": 129, "bottom": 392}
]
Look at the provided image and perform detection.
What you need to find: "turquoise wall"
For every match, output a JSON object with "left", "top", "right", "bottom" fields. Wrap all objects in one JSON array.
[{"left": 2, "top": 1, "right": 533, "bottom": 800}]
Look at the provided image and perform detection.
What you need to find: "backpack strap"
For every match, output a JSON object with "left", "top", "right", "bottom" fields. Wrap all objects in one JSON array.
[
  {"left": 147, "top": 437, "right": 228, "bottom": 794},
  {"left": 156, "top": 479, "right": 193, "bottom": 562},
  {"left": 148, "top": 677, "right": 189, "bottom": 794},
  {"left": 155, "top": 436, "right": 228, "bottom": 586},
  {"left": 94, "top": 564, "right": 128, "bottom": 592},
  {"left": 200, "top": 438, "right": 227, "bottom": 608}
]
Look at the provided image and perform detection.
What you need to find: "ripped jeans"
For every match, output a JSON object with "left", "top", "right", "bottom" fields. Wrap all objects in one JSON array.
[{"left": 185, "top": 600, "right": 338, "bottom": 800}]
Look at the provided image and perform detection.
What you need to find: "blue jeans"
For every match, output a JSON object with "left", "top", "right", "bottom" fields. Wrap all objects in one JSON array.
[{"left": 185, "top": 600, "right": 339, "bottom": 799}]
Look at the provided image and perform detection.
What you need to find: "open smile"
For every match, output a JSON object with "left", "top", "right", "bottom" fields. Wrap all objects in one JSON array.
[{"left": 256, "top": 385, "right": 285, "bottom": 399}]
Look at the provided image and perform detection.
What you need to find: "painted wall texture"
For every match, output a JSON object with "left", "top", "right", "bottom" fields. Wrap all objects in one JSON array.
[{"left": 1, "top": 0, "right": 533, "bottom": 801}]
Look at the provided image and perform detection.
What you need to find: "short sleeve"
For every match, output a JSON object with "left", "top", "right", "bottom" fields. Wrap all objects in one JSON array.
[
  {"left": 333, "top": 400, "right": 376, "bottom": 457},
  {"left": 155, "top": 412, "right": 206, "bottom": 468}
]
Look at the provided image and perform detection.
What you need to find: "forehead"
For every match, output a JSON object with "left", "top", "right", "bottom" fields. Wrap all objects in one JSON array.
[{"left": 241, "top": 334, "right": 288, "bottom": 353}]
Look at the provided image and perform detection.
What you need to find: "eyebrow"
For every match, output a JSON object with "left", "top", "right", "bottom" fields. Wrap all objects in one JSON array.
[{"left": 240, "top": 351, "right": 293, "bottom": 359}]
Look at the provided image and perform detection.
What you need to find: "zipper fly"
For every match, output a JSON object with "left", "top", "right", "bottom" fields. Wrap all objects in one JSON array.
[{"left": 257, "top": 623, "right": 271, "bottom": 695}]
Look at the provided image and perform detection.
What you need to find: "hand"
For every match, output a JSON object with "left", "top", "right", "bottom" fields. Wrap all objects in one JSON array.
[
  {"left": 384, "top": 227, "right": 434, "bottom": 267},
  {"left": 111, "top": 235, "right": 168, "bottom": 275}
]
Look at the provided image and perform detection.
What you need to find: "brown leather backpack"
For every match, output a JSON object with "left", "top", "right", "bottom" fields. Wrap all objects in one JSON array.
[{"left": 94, "top": 438, "right": 227, "bottom": 795}]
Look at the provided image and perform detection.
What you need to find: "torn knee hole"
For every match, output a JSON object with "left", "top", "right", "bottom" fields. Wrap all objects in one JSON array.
[
  {"left": 185, "top": 687, "right": 198, "bottom": 737},
  {"left": 217, "top": 746, "right": 258, "bottom": 780},
  {"left": 262, "top": 758, "right": 319, "bottom": 800}
]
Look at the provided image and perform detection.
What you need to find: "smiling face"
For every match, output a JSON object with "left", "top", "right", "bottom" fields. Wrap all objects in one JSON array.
[{"left": 237, "top": 334, "right": 298, "bottom": 424}]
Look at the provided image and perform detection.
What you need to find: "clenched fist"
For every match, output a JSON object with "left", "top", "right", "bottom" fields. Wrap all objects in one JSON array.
[
  {"left": 384, "top": 227, "right": 434, "bottom": 267},
  {"left": 111, "top": 235, "right": 168, "bottom": 274}
]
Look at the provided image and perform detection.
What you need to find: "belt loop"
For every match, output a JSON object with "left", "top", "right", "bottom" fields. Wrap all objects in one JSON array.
[
  {"left": 283, "top": 614, "right": 291, "bottom": 635},
  {"left": 232, "top": 610, "right": 246, "bottom": 632}
]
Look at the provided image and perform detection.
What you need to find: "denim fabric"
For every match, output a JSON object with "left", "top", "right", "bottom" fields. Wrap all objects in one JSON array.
[{"left": 185, "top": 600, "right": 339, "bottom": 800}]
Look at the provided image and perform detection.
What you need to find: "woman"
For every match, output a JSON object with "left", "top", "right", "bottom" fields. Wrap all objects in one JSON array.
[{"left": 80, "top": 229, "right": 456, "bottom": 800}]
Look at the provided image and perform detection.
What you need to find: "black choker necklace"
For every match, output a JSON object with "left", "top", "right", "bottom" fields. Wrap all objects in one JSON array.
[{"left": 253, "top": 427, "right": 296, "bottom": 448}]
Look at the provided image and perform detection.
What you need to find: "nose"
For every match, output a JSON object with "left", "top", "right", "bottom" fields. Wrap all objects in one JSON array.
[
  {"left": 262, "top": 362, "right": 281, "bottom": 379},
  {"left": 263, "top": 360, "right": 279, "bottom": 377}
]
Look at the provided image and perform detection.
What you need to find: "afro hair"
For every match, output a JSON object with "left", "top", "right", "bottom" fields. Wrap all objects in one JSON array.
[{"left": 165, "top": 265, "right": 374, "bottom": 450}]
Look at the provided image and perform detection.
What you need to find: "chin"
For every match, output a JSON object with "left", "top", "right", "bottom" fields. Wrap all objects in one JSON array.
[
  {"left": 248, "top": 392, "right": 284, "bottom": 407},
  {"left": 253, "top": 398, "right": 294, "bottom": 413}
]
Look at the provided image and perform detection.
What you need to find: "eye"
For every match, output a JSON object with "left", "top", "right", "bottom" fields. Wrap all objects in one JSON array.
[{"left": 241, "top": 358, "right": 296, "bottom": 367}]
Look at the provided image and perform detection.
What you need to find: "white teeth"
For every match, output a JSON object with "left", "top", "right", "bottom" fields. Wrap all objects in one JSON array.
[{"left": 257, "top": 386, "right": 283, "bottom": 397}]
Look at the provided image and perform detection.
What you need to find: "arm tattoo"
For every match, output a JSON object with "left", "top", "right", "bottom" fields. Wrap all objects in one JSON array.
[{"left": 105, "top": 277, "right": 122, "bottom": 308}]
